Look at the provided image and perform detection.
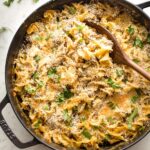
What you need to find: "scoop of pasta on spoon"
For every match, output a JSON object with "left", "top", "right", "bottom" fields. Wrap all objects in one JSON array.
[{"left": 84, "top": 20, "right": 150, "bottom": 81}]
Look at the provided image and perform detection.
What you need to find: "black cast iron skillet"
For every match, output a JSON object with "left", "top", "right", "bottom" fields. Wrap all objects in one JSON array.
[{"left": 0, "top": 0, "right": 150, "bottom": 149}]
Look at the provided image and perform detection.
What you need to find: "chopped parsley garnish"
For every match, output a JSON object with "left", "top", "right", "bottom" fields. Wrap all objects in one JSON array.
[
  {"left": 24, "top": 85, "right": 36, "bottom": 94},
  {"left": 133, "top": 37, "right": 143, "bottom": 48},
  {"left": 92, "top": 125, "right": 101, "bottom": 130},
  {"left": 82, "top": 129, "right": 92, "bottom": 139},
  {"left": 107, "top": 101, "right": 117, "bottom": 110},
  {"left": 139, "top": 126, "right": 145, "bottom": 131},
  {"left": 43, "top": 104, "right": 49, "bottom": 110},
  {"left": 45, "top": 33, "right": 52, "bottom": 41},
  {"left": 34, "top": 119, "right": 42, "bottom": 128},
  {"left": 47, "top": 67, "right": 60, "bottom": 82},
  {"left": 63, "top": 88, "right": 74, "bottom": 99},
  {"left": 104, "top": 134, "right": 111, "bottom": 141},
  {"left": 37, "top": 81, "right": 44, "bottom": 88},
  {"left": 107, "top": 78, "right": 121, "bottom": 89},
  {"left": 79, "top": 38, "right": 83, "bottom": 43},
  {"left": 130, "top": 89, "right": 141, "bottom": 103},
  {"left": 3, "top": 0, "right": 14, "bottom": 7},
  {"left": 34, "top": 55, "right": 41, "bottom": 62},
  {"left": 127, "top": 108, "right": 138, "bottom": 129},
  {"left": 101, "top": 119, "right": 107, "bottom": 126},
  {"left": 56, "top": 93, "right": 65, "bottom": 103},
  {"left": 77, "top": 25, "right": 84, "bottom": 32},
  {"left": 127, "top": 25, "right": 135, "bottom": 35},
  {"left": 107, "top": 116, "right": 115, "bottom": 124},
  {"left": 147, "top": 67, "right": 150, "bottom": 71},
  {"left": 48, "top": 67, "right": 57, "bottom": 78},
  {"left": 68, "top": 6, "right": 76, "bottom": 15},
  {"left": 56, "top": 88, "right": 74, "bottom": 104},
  {"left": 80, "top": 115, "right": 86, "bottom": 122},
  {"left": 63, "top": 109, "right": 72, "bottom": 123},
  {"left": 32, "top": 71, "right": 39, "bottom": 80},
  {"left": 131, "top": 95, "right": 139, "bottom": 103},
  {"left": 131, "top": 89, "right": 141, "bottom": 103},
  {"left": 35, "top": 36, "right": 43, "bottom": 41},
  {"left": 116, "top": 69, "right": 124, "bottom": 77},
  {"left": 132, "top": 58, "right": 140, "bottom": 64}
]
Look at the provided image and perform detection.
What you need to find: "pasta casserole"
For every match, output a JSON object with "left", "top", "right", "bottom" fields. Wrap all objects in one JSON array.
[{"left": 13, "top": 1, "right": 150, "bottom": 149}]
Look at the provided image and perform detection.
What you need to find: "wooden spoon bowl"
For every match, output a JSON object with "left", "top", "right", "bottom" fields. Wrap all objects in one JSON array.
[{"left": 84, "top": 20, "right": 150, "bottom": 81}]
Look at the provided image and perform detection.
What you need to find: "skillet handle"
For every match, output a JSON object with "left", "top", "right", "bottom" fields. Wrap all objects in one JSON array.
[
  {"left": 0, "top": 95, "right": 39, "bottom": 148},
  {"left": 137, "top": 1, "right": 150, "bottom": 9}
]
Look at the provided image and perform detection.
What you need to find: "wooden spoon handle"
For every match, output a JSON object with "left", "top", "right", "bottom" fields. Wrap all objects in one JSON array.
[{"left": 126, "top": 58, "right": 150, "bottom": 80}]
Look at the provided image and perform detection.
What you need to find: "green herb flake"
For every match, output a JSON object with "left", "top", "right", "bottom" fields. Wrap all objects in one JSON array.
[
  {"left": 24, "top": 85, "right": 36, "bottom": 94},
  {"left": 101, "top": 119, "right": 106, "bottom": 126},
  {"left": 34, "top": 119, "right": 42, "bottom": 129},
  {"left": 43, "top": 104, "right": 49, "bottom": 110},
  {"left": 139, "top": 126, "right": 145, "bottom": 131},
  {"left": 147, "top": 67, "right": 150, "bottom": 71},
  {"left": 133, "top": 58, "right": 140, "bottom": 64},
  {"left": 79, "top": 38, "right": 83, "bottom": 43},
  {"left": 56, "top": 75, "right": 61, "bottom": 83},
  {"left": 34, "top": 55, "right": 41, "bottom": 62},
  {"left": 80, "top": 115, "right": 86, "bottom": 122},
  {"left": 107, "top": 116, "right": 115, "bottom": 124},
  {"left": 63, "top": 109, "right": 71, "bottom": 123},
  {"left": 35, "top": 36, "right": 43, "bottom": 41},
  {"left": 92, "top": 125, "right": 101, "bottom": 130},
  {"left": 127, "top": 25, "right": 135, "bottom": 35},
  {"left": 77, "top": 25, "right": 84, "bottom": 32},
  {"left": 107, "top": 78, "right": 121, "bottom": 89},
  {"left": 68, "top": 6, "right": 76, "bottom": 15},
  {"left": 130, "top": 89, "right": 141, "bottom": 103},
  {"left": 37, "top": 81, "right": 44, "bottom": 88},
  {"left": 56, "top": 93, "right": 65, "bottom": 103},
  {"left": 147, "top": 35, "right": 150, "bottom": 44},
  {"left": 63, "top": 88, "right": 74, "bottom": 99},
  {"left": 107, "top": 101, "right": 117, "bottom": 110},
  {"left": 82, "top": 129, "right": 92, "bottom": 139},
  {"left": 105, "top": 134, "right": 111, "bottom": 141},
  {"left": 116, "top": 69, "right": 124, "bottom": 77},
  {"left": 133, "top": 37, "right": 143, "bottom": 48},
  {"left": 45, "top": 33, "right": 52, "bottom": 41},
  {"left": 56, "top": 88, "right": 74, "bottom": 104},
  {"left": 48, "top": 67, "right": 57, "bottom": 78},
  {"left": 131, "top": 95, "right": 139, "bottom": 103},
  {"left": 3, "top": 0, "right": 14, "bottom": 7},
  {"left": 127, "top": 108, "right": 138, "bottom": 129},
  {"left": 32, "top": 71, "right": 39, "bottom": 80}
]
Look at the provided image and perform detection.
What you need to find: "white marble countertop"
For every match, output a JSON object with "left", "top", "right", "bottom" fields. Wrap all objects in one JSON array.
[{"left": 0, "top": 0, "right": 150, "bottom": 150}]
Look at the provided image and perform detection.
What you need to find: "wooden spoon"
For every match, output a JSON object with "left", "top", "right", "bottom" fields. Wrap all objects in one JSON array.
[{"left": 84, "top": 20, "right": 150, "bottom": 81}]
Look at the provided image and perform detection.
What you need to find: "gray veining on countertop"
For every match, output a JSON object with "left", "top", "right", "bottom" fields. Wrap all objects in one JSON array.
[{"left": 0, "top": 0, "right": 150, "bottom": 149}]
